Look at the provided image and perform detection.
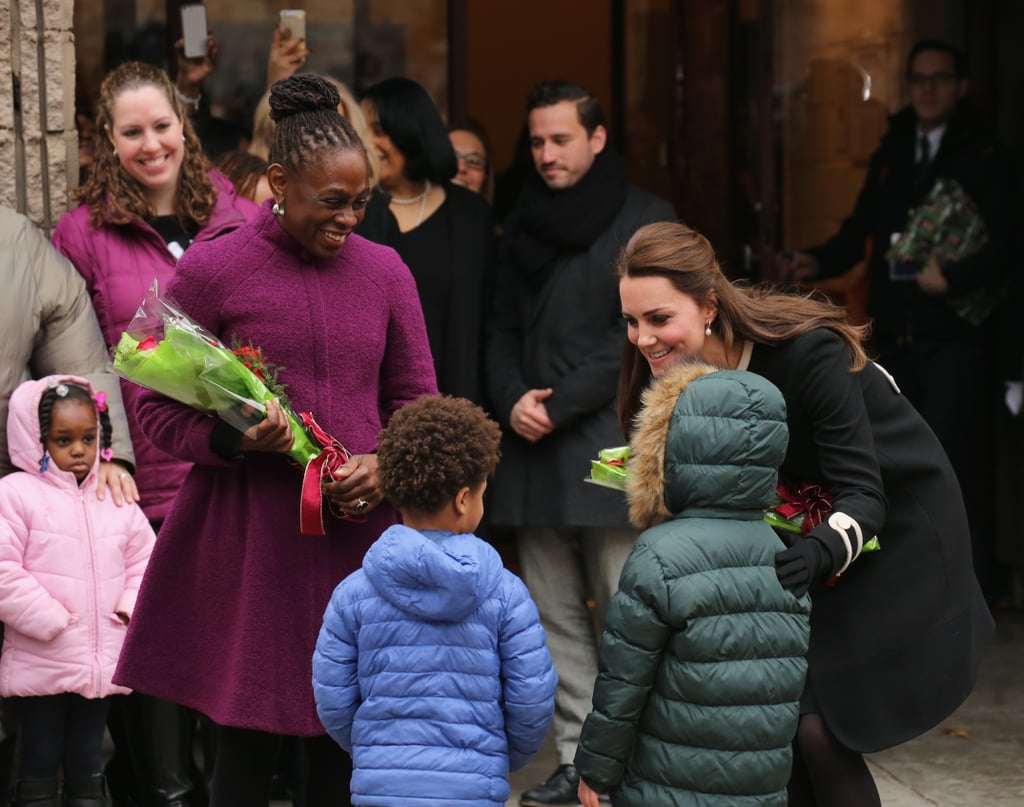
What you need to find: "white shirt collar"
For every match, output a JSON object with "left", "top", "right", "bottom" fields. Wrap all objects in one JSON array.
[{"left": 917, "top": 124, "right": 946, "bottom": 162}]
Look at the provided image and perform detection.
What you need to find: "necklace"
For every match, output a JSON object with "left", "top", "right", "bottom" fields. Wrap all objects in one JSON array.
[
  {"left": 389, "top": 179, "right": 431, "bottom": 205},
  {"left": 389, "top": 179, "right": 432, "bottom": 229}
]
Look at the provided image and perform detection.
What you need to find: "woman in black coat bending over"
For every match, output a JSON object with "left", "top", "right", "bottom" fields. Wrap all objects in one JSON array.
[{"left": 616, "top": 221, "right": 993, "bottom": 807}]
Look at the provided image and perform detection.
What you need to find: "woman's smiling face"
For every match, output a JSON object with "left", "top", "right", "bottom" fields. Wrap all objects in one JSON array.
[
  {"left": 620, "top": 274, "right": 716, "bottom": 378},
  {"left": 270, "top": 148, "right": 371, "bottom": 259},
  {"left": 106, "top": 85, "right": 185, "bottom": 201}
]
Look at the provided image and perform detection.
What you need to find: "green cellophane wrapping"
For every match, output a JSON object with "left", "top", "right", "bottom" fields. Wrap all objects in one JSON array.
[
  {"left": 588, "top": 446, "right": 629, "bottom": 490},
  {"left": 112, "top": 315, "right": 320, "bottom": 467}
]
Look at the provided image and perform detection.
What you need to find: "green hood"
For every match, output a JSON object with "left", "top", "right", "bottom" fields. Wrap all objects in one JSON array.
[{"left": 627, "top": 363, "right": 789, "bottom": 528}]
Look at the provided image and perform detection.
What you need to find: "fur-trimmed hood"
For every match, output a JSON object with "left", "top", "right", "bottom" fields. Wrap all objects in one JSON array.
[{"left": 626, "top": 363, "right": 789, "bottom": 528}]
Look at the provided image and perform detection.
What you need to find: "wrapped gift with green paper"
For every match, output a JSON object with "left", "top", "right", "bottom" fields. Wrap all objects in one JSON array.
[
  {"left": 588, "top": 446, "right": 629, "bottom": 490},
  {"left": 886, "top": 177, "right": 1000, "bottom": 326}
]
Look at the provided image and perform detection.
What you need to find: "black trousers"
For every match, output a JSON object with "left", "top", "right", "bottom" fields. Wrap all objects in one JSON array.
[
  {"left": 13, "top": 694, "right": 110, "bottom": 781},
  {"left": 208, "top": 724, "right": 351, "bottom": 807}
]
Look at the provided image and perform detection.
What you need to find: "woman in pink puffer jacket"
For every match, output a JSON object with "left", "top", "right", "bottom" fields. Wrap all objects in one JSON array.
[{"left": 0, "top": 375, "right": 154, "bottom": 804}]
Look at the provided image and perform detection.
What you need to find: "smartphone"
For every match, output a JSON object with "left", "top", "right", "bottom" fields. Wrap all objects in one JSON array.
[
  {"left": 180, "top": 4, "right": 208, "bottom": 59},
  {"left": 280, "top": 9, "right": 307, "bottom": 44}
]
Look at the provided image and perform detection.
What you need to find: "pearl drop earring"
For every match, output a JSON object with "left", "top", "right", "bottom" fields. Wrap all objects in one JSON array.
[{"left": 705, "top": 322, "right": 712, "bottom": 337}]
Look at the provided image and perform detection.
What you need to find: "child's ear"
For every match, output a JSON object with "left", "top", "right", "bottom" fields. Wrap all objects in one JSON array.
[{"left": 453, "top": 486, "right": 472, "bottom": 515}]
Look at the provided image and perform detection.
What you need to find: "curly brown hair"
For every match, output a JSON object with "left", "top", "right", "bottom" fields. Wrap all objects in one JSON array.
[
  {"left": 377, "top": 395, "right": 501, "bottom": 513},
  {"left": 75, "top": 61, "right": 216, "bottom": 229}
]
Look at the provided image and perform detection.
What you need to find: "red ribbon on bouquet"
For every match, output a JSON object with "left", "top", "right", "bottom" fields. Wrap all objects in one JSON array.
[
  {"left": 775, "top": 479, "right": 833, "bottom": 535},
  {"left": 298, "top": 412, "right": 363, "bottom": 536}
]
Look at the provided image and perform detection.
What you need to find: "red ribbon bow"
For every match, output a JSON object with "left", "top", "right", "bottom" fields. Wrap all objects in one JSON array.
[
  {"left": 775, "top": 479, "right": 833, "bottom": 535},
  {"left": 298, "top": 412, "right": 362, "bottom": 536}
]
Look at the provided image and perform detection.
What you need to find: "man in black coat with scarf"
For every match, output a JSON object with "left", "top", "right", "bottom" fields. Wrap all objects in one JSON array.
[
  {"left": 485, "top": 80, "right": 675, "bottom": 806},
  {"left": 780, "top": 40, "right": 1018, "bottom": 600}
]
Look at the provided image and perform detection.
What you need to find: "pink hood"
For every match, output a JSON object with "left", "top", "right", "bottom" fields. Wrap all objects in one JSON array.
[
  {"left": 0, "top": 375, "right": 156, "bottom": 698},
  {"left": 7, "top": 375, "right": 100, "bottom": 488}
]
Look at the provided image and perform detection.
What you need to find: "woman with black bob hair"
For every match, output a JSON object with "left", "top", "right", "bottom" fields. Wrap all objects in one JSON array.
[{"left": 361, "top": 77, "right": 496, "bottom": 404}]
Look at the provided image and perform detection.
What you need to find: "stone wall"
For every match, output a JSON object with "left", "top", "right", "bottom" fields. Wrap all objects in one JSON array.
[{"left": 1, "top": 0, "right": 77, "bottom": 230}]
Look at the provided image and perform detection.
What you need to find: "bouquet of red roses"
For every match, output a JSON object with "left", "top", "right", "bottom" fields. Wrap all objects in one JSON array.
[{"left": 111, "top": 281, "right": 353, "bottom": 535}]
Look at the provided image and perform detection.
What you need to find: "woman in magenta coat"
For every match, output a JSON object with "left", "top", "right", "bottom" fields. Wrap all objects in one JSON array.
[{"left": 113, "top": 75, "right": 437, "bottom": 806}]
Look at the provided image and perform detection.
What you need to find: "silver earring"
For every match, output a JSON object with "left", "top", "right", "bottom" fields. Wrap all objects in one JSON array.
[
  {"left": 705, "top": 322, "right": 712, "bottom": 336},
  {"left": 272, "top": 201, "right": 285, "bottom": 216}
]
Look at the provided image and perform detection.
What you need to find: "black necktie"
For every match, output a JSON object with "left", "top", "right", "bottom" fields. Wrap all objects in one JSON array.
[{"left": 913, "top": 134, "right": 932, "bottom": 195}]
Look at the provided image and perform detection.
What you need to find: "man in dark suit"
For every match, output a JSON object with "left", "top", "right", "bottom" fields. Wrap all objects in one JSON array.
[
  {"left": 485, "top": 81, "right": 675, "bottom": 806},
  {"left": 779, "top": 40, "right": 1017, "bottom": 599}
]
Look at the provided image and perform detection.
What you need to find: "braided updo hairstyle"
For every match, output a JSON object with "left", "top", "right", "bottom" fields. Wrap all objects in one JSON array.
[
  {"left": 38, "top": 383, "right": 112, "bottom": 459},
  {"left": 267, "top": 74, "right": 369, "bottom": 173}
]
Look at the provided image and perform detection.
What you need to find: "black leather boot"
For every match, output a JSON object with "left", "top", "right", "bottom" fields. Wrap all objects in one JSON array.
[
  {"left": 62, "top": 774, "right": 109, "bottom": 807},
  {"left": 10, "top": 778, "right": 59, "bottom": 807},
  {"left": 120, "top": 695, "right": 193, "bottom": 806},
  {"left": 519, "top": 765, "right": 580, "bottom": 806}
]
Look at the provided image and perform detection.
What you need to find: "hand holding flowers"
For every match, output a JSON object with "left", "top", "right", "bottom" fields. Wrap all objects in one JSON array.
[
  {"left": 112, "top": 281, "right": 359, "bottom": 534},
  {"left": 322, "top": 454, "right": 382, "bottom": 516}
]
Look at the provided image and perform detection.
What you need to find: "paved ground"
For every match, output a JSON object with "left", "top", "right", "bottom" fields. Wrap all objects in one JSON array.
[{"left": 508, "top": 611, "right": 1024, "bottom": 806}]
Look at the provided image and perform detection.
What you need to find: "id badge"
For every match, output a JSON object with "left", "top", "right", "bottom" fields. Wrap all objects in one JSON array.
[{"left": 888, "top": 232, "right": 917, "bottom": 281}]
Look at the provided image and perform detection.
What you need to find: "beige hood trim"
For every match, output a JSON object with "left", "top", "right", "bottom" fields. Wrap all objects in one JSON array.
[{"left": 626, "top": 361, "right": 718, "bottom": 529}]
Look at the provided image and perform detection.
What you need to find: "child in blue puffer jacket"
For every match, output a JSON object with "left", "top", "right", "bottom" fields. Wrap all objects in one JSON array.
[{"left": 313, "top": 395, "right": 557, "bottom": 807}]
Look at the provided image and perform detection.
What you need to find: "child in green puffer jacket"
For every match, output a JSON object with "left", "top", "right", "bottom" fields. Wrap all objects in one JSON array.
[{"left": 575, "top": 364, "right": 811, "bottom": 807}]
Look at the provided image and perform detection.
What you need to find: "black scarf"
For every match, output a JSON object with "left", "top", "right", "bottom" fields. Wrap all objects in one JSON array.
[{"left": 505, "top": 148, "right": 630, "bottom": 288}]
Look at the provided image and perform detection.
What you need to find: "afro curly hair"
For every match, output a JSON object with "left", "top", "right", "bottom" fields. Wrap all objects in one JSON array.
[{"left": 377, "top": 395, "right": 501, "bottom": 513}]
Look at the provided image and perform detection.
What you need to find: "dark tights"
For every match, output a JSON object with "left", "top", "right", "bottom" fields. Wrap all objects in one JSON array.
[
  {"left": 209, "top": 724, "right": 351, "bottom": 807},
  {"left": 15, "top": 694, "right": 110, "bottom": 781},
  {"left": 787, "top": 713, "right": 881, "bottom": 807}
]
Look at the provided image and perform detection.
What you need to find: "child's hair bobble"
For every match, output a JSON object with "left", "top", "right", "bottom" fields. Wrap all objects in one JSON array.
[
  {"left": 39, "top": 452, "right": 50, "bottom": 474},
  {"left": 100, "top": 448, "right": 114, "bottom": 462},
  {"left": 94, "top": 391, "right": 108, "bottom": 412}
]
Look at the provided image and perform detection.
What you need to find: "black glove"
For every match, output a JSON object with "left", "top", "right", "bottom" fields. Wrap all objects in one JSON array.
[{"left": 775, "top": 537, "right": 832, "bottom": 597}]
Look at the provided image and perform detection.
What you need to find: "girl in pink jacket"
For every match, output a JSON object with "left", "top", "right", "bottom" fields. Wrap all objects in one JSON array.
[{"left": 0, "top": 376, "right": 154, "bottom": 805}]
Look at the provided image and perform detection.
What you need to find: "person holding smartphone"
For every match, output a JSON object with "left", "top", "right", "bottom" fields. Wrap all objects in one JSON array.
[{"left": 172, "top": 7, "right": 248, "bottom": 159}]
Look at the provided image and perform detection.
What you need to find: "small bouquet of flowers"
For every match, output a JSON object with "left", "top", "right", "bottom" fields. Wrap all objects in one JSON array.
[
  {"left": 587, "top": 446, "right": 629, "bottom": 491},
  {"left": 111, "top": 281, "right": 353, "bottom": 536},
  {"left": 886, "top": 178, "right": 1000, "bottom": 326},
  {"left": 588, "top": 450, "right": 881, "bottom": 565}
]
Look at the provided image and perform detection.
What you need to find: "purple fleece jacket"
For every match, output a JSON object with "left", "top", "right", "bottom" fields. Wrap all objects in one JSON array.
[
  {"left": 52, "top": 171, "right": 258, "bottom": 521},
  {"left": 113, "top": 202, "right": 437, "bottom": 735}
]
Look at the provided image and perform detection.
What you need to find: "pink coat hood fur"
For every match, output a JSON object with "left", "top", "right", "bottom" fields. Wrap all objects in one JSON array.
[{"left": 0, "top": 375, "right": 155, "bottom": 697}]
